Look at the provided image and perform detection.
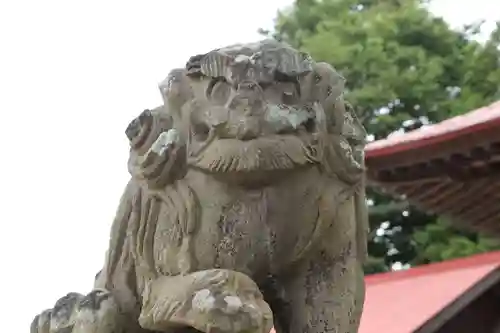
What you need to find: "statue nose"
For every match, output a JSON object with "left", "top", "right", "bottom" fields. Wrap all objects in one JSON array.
[{"left": 229, "top": 81, "right": 264, "bottom": 115}]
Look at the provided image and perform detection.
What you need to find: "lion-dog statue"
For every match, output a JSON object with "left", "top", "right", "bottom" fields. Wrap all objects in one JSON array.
[{"left": 31, "top": 40, "right": 369, "bottom": 333}]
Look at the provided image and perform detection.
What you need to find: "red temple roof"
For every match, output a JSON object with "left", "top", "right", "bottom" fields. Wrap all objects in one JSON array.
[
  {"left": 363, "top": 100, "right": 500, "bottom": 236},
  {"left": 365, "top": 100, "right": 500, "bottom": 158},
  {"left": 359, "top": 251, "right": 500, "bottom": 333}
]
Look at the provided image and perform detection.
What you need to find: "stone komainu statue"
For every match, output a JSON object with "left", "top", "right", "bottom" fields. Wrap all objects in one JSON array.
[{"left": 31, "top": 40, "right": 369, "bottom": 333}]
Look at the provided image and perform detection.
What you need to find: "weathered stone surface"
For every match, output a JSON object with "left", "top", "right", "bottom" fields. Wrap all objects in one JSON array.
[{"left": 32, "top": 39, "right": 368, "bottom": 333}]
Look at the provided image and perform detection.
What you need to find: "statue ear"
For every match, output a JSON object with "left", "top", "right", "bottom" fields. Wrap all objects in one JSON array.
[
  {"left": 158, "top": 68, "right": 194, "bottom": 140},
  {"left": 326, "top": 98, "right": 346, "bottom": 135},
  {"left": 159, "top": 68, "right": 193, "bottom": 115},
  {"left": 317, "top": 62, "right": 345, "bottom": 102},
  {"left": 310, "top": 63, "right": 347, "bottom": 135},
  {"left": 342, "top": 104, "right": 367, "bottom": 148}
]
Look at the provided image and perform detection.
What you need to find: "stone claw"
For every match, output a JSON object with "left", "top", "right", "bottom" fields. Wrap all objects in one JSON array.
[
  {"left": 30, "top": 290, "right": 124, "bottom": 333},
  {"left": 78, "top": 289, "right": 113, "bottom": 311}
]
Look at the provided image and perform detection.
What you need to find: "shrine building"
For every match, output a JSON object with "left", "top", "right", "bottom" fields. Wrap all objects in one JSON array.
[{"left": 359, "top": 100, "right": 500, "bottom": 332}]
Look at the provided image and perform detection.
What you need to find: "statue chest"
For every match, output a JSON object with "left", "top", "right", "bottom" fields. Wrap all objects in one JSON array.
[
  {"left": 146, "top": 169, "right": 333, "bottom": 279},
  {"left": 185, "top": 171, "right": 325, "bottom": 278}
]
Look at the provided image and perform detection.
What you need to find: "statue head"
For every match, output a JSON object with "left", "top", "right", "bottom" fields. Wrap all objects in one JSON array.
[{"left": 149, "top": 39, "right": 364, "bottom": 185}]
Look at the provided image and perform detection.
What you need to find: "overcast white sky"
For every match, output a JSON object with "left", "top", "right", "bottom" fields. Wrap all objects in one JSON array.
[{"left": 0, "top": 0, "right": 498, "bottom": 330}]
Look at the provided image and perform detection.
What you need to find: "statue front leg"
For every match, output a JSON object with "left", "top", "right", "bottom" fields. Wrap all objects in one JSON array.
[
  {"left": 277, "top": 196, "right": 366, "bottom": 333},
  {"left": 138, "top": 269, "right": 274, "bottom": 333},
  {"left": 279, "top": 254, "right": 365, "bottom": 333}
]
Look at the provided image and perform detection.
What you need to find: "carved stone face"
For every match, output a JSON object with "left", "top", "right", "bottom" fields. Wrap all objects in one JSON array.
[{"left": 158, "top": 40, "right": 350, "bottom": 184}]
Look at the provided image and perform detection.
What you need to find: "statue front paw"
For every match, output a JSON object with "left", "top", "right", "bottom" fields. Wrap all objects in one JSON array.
[
  {"left": 31, "top": 290, "right": 125, "bottom": 333},
  {"left": 139, "top": 269, "right": 274, "bottom": 333}
]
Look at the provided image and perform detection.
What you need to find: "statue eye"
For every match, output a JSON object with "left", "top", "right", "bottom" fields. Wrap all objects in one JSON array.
[
  {"left": 206, "top": 77, "right": 231, "bottom": 102},
  {"left": 206, "top": 77, "right": 222, "bottom": 96},
  {"left": 314, "top": 73, "right": 322, "bottom": 83}
]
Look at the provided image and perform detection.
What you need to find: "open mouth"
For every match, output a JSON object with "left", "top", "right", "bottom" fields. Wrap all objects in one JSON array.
[
  {"left": 188, "top": 134, "right": 319, "bottom": 175},
  {"left": 188, "top": 105, "right": 319, "bottom": 174}
]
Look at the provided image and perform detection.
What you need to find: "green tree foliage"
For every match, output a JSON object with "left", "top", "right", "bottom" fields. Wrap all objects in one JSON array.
[
  {"left": 264, "top": 0, "right": 500, "bottom": 273},
  {"left": 412, "top": 218, "right": 500, "bottom": 265}
]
